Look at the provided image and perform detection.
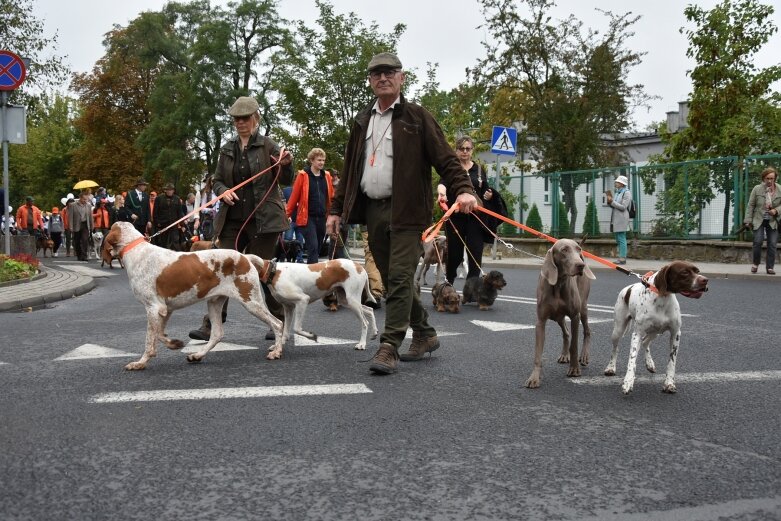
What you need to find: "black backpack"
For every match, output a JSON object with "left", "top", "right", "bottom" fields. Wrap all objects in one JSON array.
[{"left": 628, "top": 199, "right": 636, "bottom": 218}]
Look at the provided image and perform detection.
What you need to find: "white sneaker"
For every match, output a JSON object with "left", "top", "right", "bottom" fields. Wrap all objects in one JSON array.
[{"left": 53, "top": 252, "right": 58, "bottom": 257}]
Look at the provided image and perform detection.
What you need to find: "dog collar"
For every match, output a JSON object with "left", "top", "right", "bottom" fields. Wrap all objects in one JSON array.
[
  {"left": 640, "top": 271, "right": 659, "bottom": 294},
  {"left": 120, "top": 237, "right": 148, "bottom": 259},
  {"left": 258, "top": 259, "right": 277, "bottom": 284}
]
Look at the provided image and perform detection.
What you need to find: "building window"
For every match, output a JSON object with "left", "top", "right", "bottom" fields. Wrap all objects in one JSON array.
[{"left": 543, "top": 176, "right": 550, "bottom": 205}]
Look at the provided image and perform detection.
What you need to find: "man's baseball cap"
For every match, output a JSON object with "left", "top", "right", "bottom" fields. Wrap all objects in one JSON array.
[
  {"left": 367, "top": 52, "right": 402, "bottom": 72},
  {"left": 229, "top": 96, "right": 260, "bottom": 117}
]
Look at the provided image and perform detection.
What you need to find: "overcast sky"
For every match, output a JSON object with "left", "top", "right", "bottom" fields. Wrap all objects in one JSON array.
[{"left": 31, "top": 0, "right": 781, "bottom": 131}]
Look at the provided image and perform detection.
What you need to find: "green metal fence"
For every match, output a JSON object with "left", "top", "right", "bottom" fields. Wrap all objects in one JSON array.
[{"left": 490, "top": 154, "right": 781, "bottom": 240}]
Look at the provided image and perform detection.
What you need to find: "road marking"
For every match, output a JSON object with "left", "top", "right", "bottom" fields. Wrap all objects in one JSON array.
[
  {"left": 472, "top": 320, "right": 535, "bottom": 331},
  {"left": 472, "top": 318, "right": 614, "bottom": 332},
  {"left": 56, "top": 344, "right": 136, "bottom": 360},
  {"left": 570, "top": 370, "right": 781, "bottom": 386},
  {"left": 576, "top": 496, "right": 781, "bottom": 521},
  {"left": 88, "top": 383, "right": 373, "bottom": 403},
  {"left": 183, "top": 340, "right": 259, "bottom": 353}
]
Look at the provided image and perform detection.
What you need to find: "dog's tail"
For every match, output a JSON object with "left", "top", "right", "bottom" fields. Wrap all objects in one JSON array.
[
  {"left": 361, "top": 270, "right": 376, "bottom": 305},
  {"left": 245, "top": 254, "right": 266, "bottom": 277}
]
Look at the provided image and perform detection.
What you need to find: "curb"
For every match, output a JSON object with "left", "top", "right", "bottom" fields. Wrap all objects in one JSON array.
[{"left": 0, "top": 265, "right": 96, "bottom": 312}]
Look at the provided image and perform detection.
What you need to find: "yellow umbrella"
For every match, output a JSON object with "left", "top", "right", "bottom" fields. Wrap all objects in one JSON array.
[{"left": 73, "top": 180, "right": 99, "bottom": 190}]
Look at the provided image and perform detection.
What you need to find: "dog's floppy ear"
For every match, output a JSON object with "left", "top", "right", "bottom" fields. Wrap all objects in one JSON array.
[
  {"left": 654, "top": 265, "right": 670, "bottom": 295},
  {"left": 541, "top": 248, "right": 558, "bottom": 285},
  {"left": 580, "top": 254, "right": 596, "bottom": 280}
]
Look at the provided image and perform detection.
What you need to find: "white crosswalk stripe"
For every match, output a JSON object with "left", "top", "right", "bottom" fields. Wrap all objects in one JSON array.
[
  {"left": 570, "top": 371, "right": 781, "bottom": 386},
  {"left": 89, "top": 383, "right": 372, "bottom": 403}
]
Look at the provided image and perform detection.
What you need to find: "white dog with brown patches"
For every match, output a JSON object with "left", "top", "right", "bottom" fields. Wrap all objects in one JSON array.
[
  {"left": 103, "top": 222, "right": 283, "bottom": 370},
  {"left": 246, "top": 256, "right": 378, "bottom": 359},
  {"left": 604, "top": 260, "right": 709, "bottom": 394}
]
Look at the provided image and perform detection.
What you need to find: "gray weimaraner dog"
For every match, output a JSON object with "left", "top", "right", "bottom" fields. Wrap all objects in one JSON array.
[{"left": 525, "top": 239, "right": 596, "bottom": 388}]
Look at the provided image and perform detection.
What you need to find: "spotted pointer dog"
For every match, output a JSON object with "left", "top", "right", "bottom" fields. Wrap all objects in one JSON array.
[
  {"left": 103, "top": 222, "right": 283, "bottom": 370},
  {"left": 246, "top": 257, "right": 379, "bottom": 359},
  {"left": 604, "top": 260, "right": 708, "bottom": 394}
]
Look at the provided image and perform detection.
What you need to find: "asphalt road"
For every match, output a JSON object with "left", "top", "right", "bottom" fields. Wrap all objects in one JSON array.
[{"left": 0, "top": 263, "right": 779, "bottom": 520}]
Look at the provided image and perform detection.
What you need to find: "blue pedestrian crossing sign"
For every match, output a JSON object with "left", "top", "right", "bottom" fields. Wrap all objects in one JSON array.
[{"left": 491, "top": 126, "right": 517, "bottom": 156}]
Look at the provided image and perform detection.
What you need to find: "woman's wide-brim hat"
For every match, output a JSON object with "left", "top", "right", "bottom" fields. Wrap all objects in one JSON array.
[{"left": 615, "top": 175, "right": 629, "bottom": 187}]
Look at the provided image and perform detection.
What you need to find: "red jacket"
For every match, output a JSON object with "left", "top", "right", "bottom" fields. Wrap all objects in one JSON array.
[
  {"left": 286, "top": 169, "right": 334, "bottom": 227},
  {"left": 15, "top": 204, "right": 44, "bottom": 231},
  {"left": 93, "top": 205, "right": 111, "bottom": 229}
]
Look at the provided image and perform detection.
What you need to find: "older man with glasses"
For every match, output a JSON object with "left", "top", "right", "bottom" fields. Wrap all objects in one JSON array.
[{"left": 328, "top": 52, "right": 478, "bottom": 375}]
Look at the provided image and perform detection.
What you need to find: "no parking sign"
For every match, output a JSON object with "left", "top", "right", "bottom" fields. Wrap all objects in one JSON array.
[{"left": 0, "top": 50, "right": 27, "bottom": 91}]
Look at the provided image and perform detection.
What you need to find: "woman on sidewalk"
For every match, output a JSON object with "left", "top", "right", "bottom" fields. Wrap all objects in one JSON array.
[
  {"left": 744, "top": 166, "right": 780, "bottom": 275},
  {"left": 606, "top": 175, "right": 632, "bottom": 265}
]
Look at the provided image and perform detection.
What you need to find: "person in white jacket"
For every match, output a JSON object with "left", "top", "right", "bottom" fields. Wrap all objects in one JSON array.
[{"left": 606, "top": 175, "right": 632, "bottom": 265}]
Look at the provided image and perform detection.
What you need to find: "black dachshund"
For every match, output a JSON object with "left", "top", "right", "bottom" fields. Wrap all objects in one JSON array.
[{"left": 461, "top": 270, "right": 507, "bottom": 310}]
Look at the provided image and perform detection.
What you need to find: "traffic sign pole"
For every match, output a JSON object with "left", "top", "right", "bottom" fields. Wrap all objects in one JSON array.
[
  {"left": 2, "top": 90, "right": 9, "bottom": 255},
  {"left": 489, "top": 126, "right": 518, "bottom": 259},
  {"left": 0, "top": 50, "right": 28, "bottom": 254}
]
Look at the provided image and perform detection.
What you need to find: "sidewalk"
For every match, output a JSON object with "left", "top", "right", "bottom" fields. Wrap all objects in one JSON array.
[
  {"left": 0, "top": 260, "right": 96, "bottom": 312},
  {"left": 0, "top": 252, "right": 776, "bottom": 313}
]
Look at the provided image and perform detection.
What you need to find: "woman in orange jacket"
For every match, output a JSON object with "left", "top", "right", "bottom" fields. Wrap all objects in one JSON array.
[
  {"left": 92, "top": 198, "right": 112, "bottom": 236},
  {"left": 285, "top": 148, "right": 334, "bottom": 264}
]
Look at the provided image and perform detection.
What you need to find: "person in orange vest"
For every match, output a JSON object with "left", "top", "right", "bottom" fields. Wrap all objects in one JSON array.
[
  {"left": 15, "top": 196, "right": 44, "bottom": 237},
  {"left": 286, "top": 148, "right": 334, "bottom": 264},
  {"left": 92, "top": 197, "right": 112, "bottom": 237}
]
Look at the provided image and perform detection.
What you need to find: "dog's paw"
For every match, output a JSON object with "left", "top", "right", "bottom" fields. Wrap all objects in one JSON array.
[
  {"left": 621, "top": 380, "right": 634, "bottom": 395},
  {"left": 662, "top": 381, "right": 677, "bottom": 394},
  {"left": 354, "top": 343, "right": 366, "bottom": 350},
  {"left": 168, "top": 339, "right": 185, "bottom": 350},
  {"left": 579, "top": 354, "right": 589, "bottom": 367},
  {"left": 186, "top": 354, "right": 204, "bottom": 363},
  {"left": 266, "top": 349, "right": 282, "bottom": 360},
  {"left": 124, "top": 361, "right": 147, "bottom": 371},
  {"left": 524, "top": 377, "right": 540, "bottom": 389},
  {"left": 567, "top": 366, "right": 581, "bottom": 377},
  {"left": 557, "top": 354, "right": 570, "bottom": 364},
  {"left": 604, "top": 365, "right": 616, "bottom": 376},
  {"left": 645, "top": 360, "right": 657, "bottom": 373}
]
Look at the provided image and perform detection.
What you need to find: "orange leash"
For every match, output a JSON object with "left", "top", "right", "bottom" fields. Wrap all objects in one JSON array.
[{"left": 422, "top": 201, "right": 639, "bottom": 278}]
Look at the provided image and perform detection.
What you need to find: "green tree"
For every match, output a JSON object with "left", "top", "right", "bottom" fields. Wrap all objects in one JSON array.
[
  {"left": 271, "top": 0, "right": 404, "bottom": 172},
  {"left": 654, "top": 0, "right": 781, "bottom": 236},
  {"left": 581, "top": 198, "right": 601, "bottom": 236},
  {"left": 0, "top": 0, "right": 69, "bottom": 108},
  {"left": 8, "top": 93, "right": 80, "bottom": 209},
  {"left": 525, "top": 203, "right": 543, "bottom": 238},
  {"left": 416, "top": 64, "right": 489, "bottom": 141},
  {"left": 70, "top": 24, "right": 155, "bottom": 193},
  {"left": 134, "top": 0, "right": 290, "bottom": 188},
  {"left": 474, "top": 0, "right": 651, "bottom": 229}
]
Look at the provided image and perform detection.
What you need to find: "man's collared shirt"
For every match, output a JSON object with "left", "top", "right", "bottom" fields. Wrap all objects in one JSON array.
[{"left": 360, "top": 97, "right": 399, "bottom": 200}]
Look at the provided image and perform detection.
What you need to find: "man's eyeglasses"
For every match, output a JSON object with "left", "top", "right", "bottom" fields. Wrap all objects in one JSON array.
[
  {"left": 369, "top": 69, "right": 400, "bottom": 80},
  {"left": 457, "top": 147, "right": 473, "bottom": 152}
]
